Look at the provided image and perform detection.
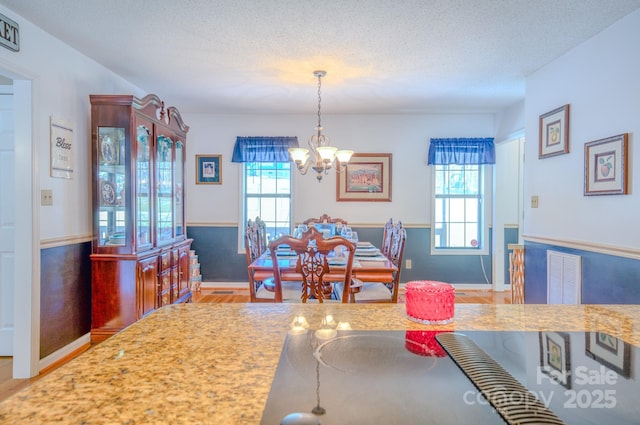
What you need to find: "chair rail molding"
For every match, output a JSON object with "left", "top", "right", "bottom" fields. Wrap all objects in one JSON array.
[{"left": 522, "top": 235, "right": 640, "bottom": 260}]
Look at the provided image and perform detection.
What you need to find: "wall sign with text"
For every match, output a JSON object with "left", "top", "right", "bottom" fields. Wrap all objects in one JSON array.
[
  {"left": 0, "top": 13, "right": 19, "bottom": 52},
  {"left": 50, "top": 116, "right": 74, "bottom": 179}
]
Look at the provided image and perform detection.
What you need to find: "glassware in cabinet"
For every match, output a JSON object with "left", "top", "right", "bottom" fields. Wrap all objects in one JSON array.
[
  {"left": 136, "top": 124, "right": 152, "bottom": 249},
  {"left": 97, "top": 127, "right": 126, "bottom": 247},
  {"left": 175, "top": 140, "right": 185, "bottom": 238},
  {"left": 156, "top": 134, "right": 174, "bottom": 244}
]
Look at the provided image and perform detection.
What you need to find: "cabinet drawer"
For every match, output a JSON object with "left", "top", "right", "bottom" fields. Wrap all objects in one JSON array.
[
  {"left": 171, "top": 284, "right": 179, "bottom": 303},
  {"left": 171, "top": 249, "right": 179, "bottom": 266},
  {"left": 159, "top": 270, "right": 171, "bottom": 292},
  {"left": 159, "top": 288, "right": 171, "bottom": 307},
  {"left": 172, "top": 267, "right": 179, "bottom": 283},
  {"left": 160, "top": 252, "right": 171, "bottom": 271}
]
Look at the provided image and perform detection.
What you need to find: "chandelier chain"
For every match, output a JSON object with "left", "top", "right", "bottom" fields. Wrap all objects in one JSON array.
[{"left": 317, "top": 73, "right": 322, "bottom": 130}]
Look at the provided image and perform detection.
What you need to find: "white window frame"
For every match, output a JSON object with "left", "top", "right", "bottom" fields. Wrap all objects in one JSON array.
[
  {"left": 430, "top": 164, "right": 492, "bottom": 256},
  {"left": 238, "top": 161, "right": 293, "bottom": 253}
]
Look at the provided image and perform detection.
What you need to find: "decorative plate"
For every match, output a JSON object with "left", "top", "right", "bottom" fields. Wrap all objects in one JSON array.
[
  {"left": 101, "top": 181, "right": 116, "bottom": 205},
  {"left": 100, "top": 136, "right": 118, "bottom": 165},
  {"left": 355, "top": 249, "right": 381, "bottom": 257}
]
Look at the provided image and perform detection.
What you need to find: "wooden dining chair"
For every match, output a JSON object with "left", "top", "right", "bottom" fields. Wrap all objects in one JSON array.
[
  {"left": 303, "top": 214, "right": 348, "bottom": 238},
  {"left": 245, "top": 218, "right": 276, "bottom": 302},
  {"left": 259, "top": 226, "right": 356, "bottom": 303},
  {"left": 338, "top": 222, "right": 407, "bottom": 303}
]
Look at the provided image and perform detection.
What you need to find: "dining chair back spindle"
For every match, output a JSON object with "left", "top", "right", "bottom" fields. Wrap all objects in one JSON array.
[
  {"left": 381, "top": 218, "right": 394, "bottom": 257},
  {"left": 255, "top": 216, "right": 268, "bottom": 253},
  {"left": 266, "top": 227, "right": 356, "bottom": 303}
]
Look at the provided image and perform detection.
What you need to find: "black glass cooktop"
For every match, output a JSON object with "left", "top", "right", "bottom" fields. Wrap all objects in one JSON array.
[{"left": 261, "top": 330, "right": 639, "bottom": 424}]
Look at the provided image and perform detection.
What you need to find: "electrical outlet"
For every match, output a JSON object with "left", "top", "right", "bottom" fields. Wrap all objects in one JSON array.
[
  {"left": 405, "top": 259, "right": 412, "bottom": 269},
  {"left": 41, "top": 189, "right": 53, "bottom": 206},
  {"left": 531, "top": 195, "right": 539, "bottom": 208}
]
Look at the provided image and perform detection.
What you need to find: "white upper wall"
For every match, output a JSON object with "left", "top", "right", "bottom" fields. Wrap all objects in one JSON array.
[
  {"left": 0, "top": 5, "right": 144, "bottom": 241},
  {"left": 495, "top": 100, "right": 525, "bottom": 142},
  {"left": 524, "top": 9, "right": 640, "bottom": 250},
  {"left": 184, "top": 113, "right": 495, "bottom": 226},
  {"left": 0, "top": 3, "right": 561, "bottom": 242}
]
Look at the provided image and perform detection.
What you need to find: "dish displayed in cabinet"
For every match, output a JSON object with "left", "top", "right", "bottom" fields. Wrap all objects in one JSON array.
[
  {"left": 100, "top": 136, "right": 118, "bottom": 165},
  {"left": 100, "top": 180, "right": 117, "bottom": 205}
]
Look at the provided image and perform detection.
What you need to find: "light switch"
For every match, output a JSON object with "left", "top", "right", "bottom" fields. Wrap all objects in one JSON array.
[
  {"left": 531, "top": 195, "right": 539, "bottom": 208},
  {"left": 41, "top": 189, "right": 53, "bottom": 206}
]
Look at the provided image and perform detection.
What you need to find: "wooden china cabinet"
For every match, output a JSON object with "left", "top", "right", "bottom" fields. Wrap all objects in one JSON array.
[{"left": 90, "top": 94, "right": 192, "bottom": 342}]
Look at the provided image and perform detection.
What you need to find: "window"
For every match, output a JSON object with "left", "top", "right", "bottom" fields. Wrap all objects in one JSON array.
[
  {"left": 432, "top": 164, "right": 488, "bottom": 253},
  {"left": 232, "top": 136, "right": 298, "bottom": 250},
  {"left": 428, "top": 137, "right": 494, "bottom": 255},
  {"left": 244, "top": 161, "right": 292, "bottom": 243}
]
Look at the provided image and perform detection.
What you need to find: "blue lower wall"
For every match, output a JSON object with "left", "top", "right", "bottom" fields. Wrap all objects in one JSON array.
[
  {"left": 41, "top": 242, "right": 92, "bottom": 358},
  {"left": 524, "top": 241, "right": 640, "bottom": 304},
  {"left": 189, "top": 226, "right": 248, "bottom": 281},
  {"left": 187, "top": 225, "right": 497, "bottom": 285}
]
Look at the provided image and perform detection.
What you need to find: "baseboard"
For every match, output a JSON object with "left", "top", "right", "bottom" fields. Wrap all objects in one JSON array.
[
  {"left": 400, "top": 282, "right": 493, "bottom": 291},
  {"left": 39, "top": 333, "right": 91, "bottom": 373},
  {"left": 201, "top": 281, "right": 248, "bottom": 288},
  {"left": 203, "top": 281, "right": 497, "bottom": 291},
  {"left": 451, "top": 283, "right": 494, "bottom": 291}
]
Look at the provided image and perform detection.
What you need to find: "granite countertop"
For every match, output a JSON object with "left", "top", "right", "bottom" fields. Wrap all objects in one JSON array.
[{"left": 1, "top": 303, "right": 639, "bottom": 424}]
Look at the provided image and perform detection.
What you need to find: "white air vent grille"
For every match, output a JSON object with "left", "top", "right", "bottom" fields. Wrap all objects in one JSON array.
[{"left": 547, "top": 250, "right": 581, "bottom": 304}]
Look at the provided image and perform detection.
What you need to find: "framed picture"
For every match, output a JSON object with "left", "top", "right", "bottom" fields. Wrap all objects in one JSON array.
[
  {"left": 196, "top": 154, "right": 222, "bottom": 184},
  {"left": 539, "top": 331, "right": 571, "bottom": 389},
  {"left": 336, "top": 153, "right": 392, "bottom": 202},
  {"left": 539, "top": 104, "right": 570, "bottom": 159},
  {"left": 584, "top": 133, "right": 628, "bottom": 196},
  {"left": 585, "top": 332, "right": 631, "bottom": 378}
]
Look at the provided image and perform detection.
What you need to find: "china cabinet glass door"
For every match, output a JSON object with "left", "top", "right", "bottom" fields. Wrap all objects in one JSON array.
[
  {"left": 156, "top": 134, "right": 174, "bottom": 244},
  {"left": 136, "top": 124, "right": 152, "bottom": 249},
  {"left": 175, "top": 140, "right": 184, "bottom": 237},
  {"left": 97, "top": 127, "right": 126, "bottom": 247}
]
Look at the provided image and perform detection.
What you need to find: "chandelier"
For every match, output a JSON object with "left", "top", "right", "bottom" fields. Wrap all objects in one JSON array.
[{"left": 288, "top": 70, "right": 354, "bottom": 182}]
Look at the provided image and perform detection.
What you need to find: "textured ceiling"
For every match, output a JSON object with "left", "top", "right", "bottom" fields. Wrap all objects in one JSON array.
[{"left": 2, "top": 0, "right": 640, "bottom": 114}]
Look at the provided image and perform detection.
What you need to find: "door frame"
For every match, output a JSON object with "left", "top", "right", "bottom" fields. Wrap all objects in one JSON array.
[
  {"left": 492, "top": 132, "right": 525, "bottom": 292},
  {"left": 0, "top": 57, "right": 40, "bottom": 378}
]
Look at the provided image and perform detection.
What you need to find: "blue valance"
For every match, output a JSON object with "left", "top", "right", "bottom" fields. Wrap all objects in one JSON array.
[
  {"left": 427, "top": 138, "right": 496, "bottom": 165},
  {"left": 231, "top": 136, "right": 299, "bottom": 163}
]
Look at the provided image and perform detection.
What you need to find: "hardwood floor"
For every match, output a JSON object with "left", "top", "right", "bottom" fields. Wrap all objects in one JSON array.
[{"left": 0, "top": 286, "right": 511, "bottom": 402}]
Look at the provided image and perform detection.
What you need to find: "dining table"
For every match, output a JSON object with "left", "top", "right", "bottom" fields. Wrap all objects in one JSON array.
[{"left": 248, "top": 240, "right": 398, "bottom": 286}]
